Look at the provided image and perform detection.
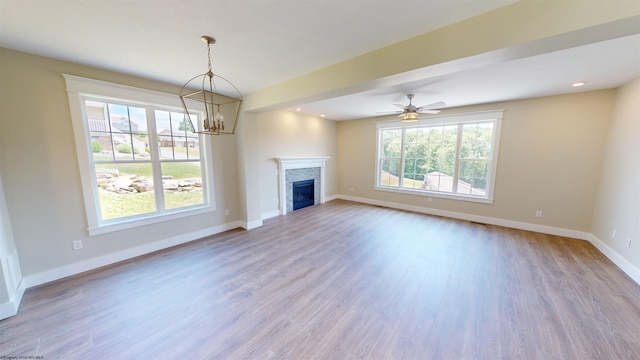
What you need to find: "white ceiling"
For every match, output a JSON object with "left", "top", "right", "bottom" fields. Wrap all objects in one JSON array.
[
  {"left": 1, "top": 0, "right": 639, "bottom": 121},
  {"left": 302, "top": 33, "right": 640, "bottom": 120}
]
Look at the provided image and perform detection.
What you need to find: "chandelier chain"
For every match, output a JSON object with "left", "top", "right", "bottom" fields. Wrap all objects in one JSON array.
[{"left": 207, "top": 42, "right": 213, "bottom": 73}]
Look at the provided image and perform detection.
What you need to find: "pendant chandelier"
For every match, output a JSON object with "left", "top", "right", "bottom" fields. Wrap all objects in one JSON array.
[{"left": 179, "top": 35, "right": 242, "bottom": 135}]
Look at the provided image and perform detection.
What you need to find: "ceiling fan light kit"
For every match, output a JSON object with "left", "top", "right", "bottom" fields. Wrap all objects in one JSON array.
[
  {"left": 179, "top": 35, "right": 243, "bottom": 135},
  {"left": 378, "top": 94, "right": 446, "bottom": 121},
  {"left": 400, "top": 112, "right": 420, "bottom": 122}
]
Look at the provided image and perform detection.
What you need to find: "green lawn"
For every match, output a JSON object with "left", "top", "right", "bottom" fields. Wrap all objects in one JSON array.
[
  {"left": 95, "top": 162, "right": 201, "bottom": 179},
  {"left": 99, "top": 188, "right": 204, "bottom": 220},
  {"left": 165, "top": 191, "right": 205, "bottom": 210},
  {"left": 95, "top": 152, "right": 203, "bottom": 219},
  {"left": 171, "top": 146, "right": 200, "bottom": 158},
  {"left": 99, "top": 189, "right": 156, "bottom": 219}
]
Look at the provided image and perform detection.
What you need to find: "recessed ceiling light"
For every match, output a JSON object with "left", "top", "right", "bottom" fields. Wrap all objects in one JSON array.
[
  {"left": 295, "top": 108, "right": 301, "bottom": 111},
  {"left": 320, "top": 114, "right": 325, "bottom": 117},
  {"left": 572, "top": 82, "right": 585, "bottom": 87}
]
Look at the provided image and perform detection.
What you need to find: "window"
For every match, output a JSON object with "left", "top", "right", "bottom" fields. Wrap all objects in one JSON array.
[
  {"left": 65, "top": 75, "right": 215, "bottom": 235},
  {"left": 376, "top": 110, "right": 503, "bottom": 203}
]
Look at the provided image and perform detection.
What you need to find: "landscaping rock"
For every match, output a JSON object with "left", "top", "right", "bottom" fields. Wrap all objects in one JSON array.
[
  {"left": 98, "top": 173, "right": 202, "bottom": 195},
  {"left": 163, "top": 180, "right": 179, "bottom": 190}
]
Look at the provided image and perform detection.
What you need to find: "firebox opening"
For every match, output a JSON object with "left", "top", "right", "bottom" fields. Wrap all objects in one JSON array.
[{"left": 292, "top": 179, "right": 314, "bottom": 210}]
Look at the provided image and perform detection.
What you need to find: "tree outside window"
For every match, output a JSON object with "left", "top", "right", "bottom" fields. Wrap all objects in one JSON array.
[{"left": 376, "top": 112, "right": 502, "bottom": 203}]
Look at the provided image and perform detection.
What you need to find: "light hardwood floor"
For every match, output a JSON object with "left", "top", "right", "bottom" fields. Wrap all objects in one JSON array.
[{"left": 1, "top": 200, "right": 639, "bottom": 359}]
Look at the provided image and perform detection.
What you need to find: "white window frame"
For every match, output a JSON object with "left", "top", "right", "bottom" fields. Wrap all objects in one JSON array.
[
  {"left": 375, "top": 110, "right": 503, "bottom": 204},
  {"left": 64, "top": 74, "right": 216, "bottom": 235}
]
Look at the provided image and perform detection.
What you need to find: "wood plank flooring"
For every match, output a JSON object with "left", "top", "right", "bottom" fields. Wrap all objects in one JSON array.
[{"left": 1, "top": 199, "right": 639, "bottom": 359}]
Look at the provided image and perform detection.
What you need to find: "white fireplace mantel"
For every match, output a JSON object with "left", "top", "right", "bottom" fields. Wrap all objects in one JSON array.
[{"left": 276, "top": 157, "right": 330, "bottom": 215}]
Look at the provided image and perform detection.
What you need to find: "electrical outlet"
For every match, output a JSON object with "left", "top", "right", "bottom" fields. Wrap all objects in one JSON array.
[
  {"left": 535, "top": 210, "right": 543, "bottom": 218},
  {"left": 350, "top": 187, "right": 354, "bottom": 192},
  {"left": 427, "top": 197, "right": 432, "bottom": 203},
  {"left": 612, "top": 229, "right": 617, "bottom": 239},
  {"left": 626, "top": 238, "right": 631, "bottom": 248},
  {"left": 224, "top": 209, "right": 229, "bottom": 216},
  {"left": 72, "top": 240, "right": 83, "bottom": 251}
]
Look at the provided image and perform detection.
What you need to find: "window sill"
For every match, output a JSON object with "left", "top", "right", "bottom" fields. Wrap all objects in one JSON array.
[{"left": 375, "top": 186, "right": 494, "bottom": 204}]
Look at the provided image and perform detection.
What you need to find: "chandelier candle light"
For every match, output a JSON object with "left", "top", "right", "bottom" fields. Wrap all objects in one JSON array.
[{"left": 179, "top": 35, "right": 243, "bottom": 135}]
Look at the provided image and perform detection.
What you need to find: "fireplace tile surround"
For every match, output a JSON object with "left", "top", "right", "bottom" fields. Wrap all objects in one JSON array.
[{"left": 276, "top": 157, "right": 329, "bottom": 215}]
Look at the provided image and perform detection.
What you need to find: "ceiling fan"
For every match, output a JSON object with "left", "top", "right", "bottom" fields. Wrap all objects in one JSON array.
[{"left": 379, "top": 94, "right": 446, "bottom": 122}]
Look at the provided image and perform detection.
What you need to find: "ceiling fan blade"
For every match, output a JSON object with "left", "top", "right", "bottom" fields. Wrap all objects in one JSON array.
[
  {"left": 416, "top": 101, "right": 446, "bottom": 110},
  {"left": 393, "top": 104, "right": 408, "bottom": 109},
  {"left": 418, "top": 109, "right": 441, "bottom": 114},
  {"left": 376, "top": 110, "right": 403, "bottom": 115}
]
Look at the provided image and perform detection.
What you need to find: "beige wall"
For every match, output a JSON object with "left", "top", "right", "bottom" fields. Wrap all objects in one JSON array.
[
  {"left": 0, "top": 47, "right": 339, "bottom": 282},
  {"left": 0, "top": 48, "right": 241, "bottom": 277},
  {"left": 0, "top": 45, "right": 636, "bottom": 289},
  {"left": 338, "top": 90, "right": 615, "bottom": 232},
  {"left": 592, "top": 78, "right": 640, "bottom": 270},
  {"left": 236, "top": 111, "right": 261, "bottom": 227},
  {"left": 257, "top": 110, "right": 338, "bottom": 217}
]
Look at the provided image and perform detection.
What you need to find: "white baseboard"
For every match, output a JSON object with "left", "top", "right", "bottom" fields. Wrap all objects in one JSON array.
[
  {"left": 587, "top": 234, "right": 640, "bottom": 285},
  {"left": 338, "top": 194, "right": 591, "bottom": 240},
  {"left": 338, "top": 194, "right": 639, "bottom": 285},
  {"left": 18, "top": 197, "right": 640, "bottom": 304},
  {"left": 325, "top": 194, "right": 339, "bottom": 202},
  {"left": 24, "top": 220, "right": 243, "bottom": 288},
  {"left": 261, "top": 210, "right": 280, "bottom": 221},
  {"left": 0, "top": 278, "right": 25, "bottom": 320},
  {"left": 241, "top": 219, "right": 263, "bottom": 230}
]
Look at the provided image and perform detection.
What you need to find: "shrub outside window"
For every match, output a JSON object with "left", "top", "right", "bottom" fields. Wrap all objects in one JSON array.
[{"left": 376, "top": 110, "right": 503, "bottom": 203}]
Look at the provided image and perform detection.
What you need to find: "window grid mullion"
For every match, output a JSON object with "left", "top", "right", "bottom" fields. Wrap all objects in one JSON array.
[
  {"left": 379, "top": 129, "right": 392, "bottom": 187},
  {"left": 66, "top": 75, "right": 213, "bottom": 234},
  {"left": 104, "top": 103, "right": 116, "bottom": 162},
  {"left": 375, "top": 113, "right": 501, "bottom": 203},
  {"left": 452, "top": 124, "right": 463, "bottom": 194},
  {"left": 147, "top": 106, "right": 166, "bottom": 212},
  {"left": 399, "top": 128, "right": 407, "bottom": 188},
  {"left": 127, "top": 106, "right": 137, "bottom": 161}
]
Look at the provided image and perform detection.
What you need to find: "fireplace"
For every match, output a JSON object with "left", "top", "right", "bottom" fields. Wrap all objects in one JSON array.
[
  {"left": 292, "top": 179, "right": 314, "bottom": 210},
  {"left": 276, "top": 157, "right": 329, "bottom": 216}
]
